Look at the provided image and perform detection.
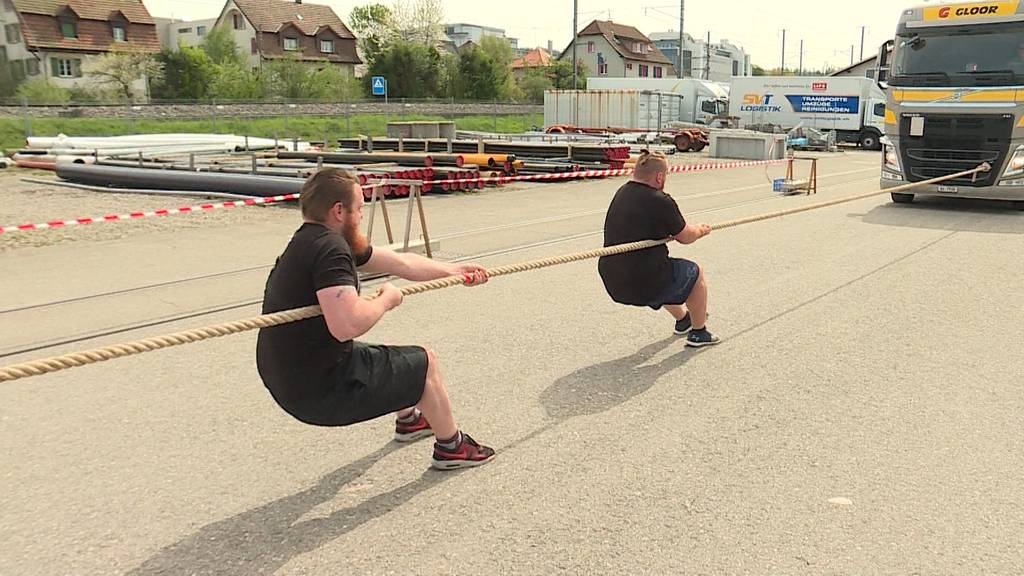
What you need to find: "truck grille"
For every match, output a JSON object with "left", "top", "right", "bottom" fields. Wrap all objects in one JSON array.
[{"left": 899, "top": 114, "right": 1013, "bottom": 187}]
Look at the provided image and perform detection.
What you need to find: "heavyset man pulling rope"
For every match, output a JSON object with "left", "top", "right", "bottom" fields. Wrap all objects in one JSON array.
[{"left": 0, "top": 159, "right": 991, "bottom": 467}]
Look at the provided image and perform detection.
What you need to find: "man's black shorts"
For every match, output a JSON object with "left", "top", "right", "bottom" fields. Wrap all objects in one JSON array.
[
  {"left": 647, "top": 258, "right": 700, "bottom": 310},
  {"left": 288, "top": 343, "right": 429, "bottom": 427}
]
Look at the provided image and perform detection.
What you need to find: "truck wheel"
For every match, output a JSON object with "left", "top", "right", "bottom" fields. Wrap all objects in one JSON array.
[
  {"left": 859, "top": 131, "right": 881, "bottom": 151},
  {"left": 690, "top": 140, "right": 707, "bottom": 152},
  {"left": 674, "top": 133, "right": 693, "bottom": 152},
  {"left": 891, "top": 192, "right": 914, "bottom": 204}
]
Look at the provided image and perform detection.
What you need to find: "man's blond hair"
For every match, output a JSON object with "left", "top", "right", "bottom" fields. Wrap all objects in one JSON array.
[{"left": 634, "top": 150, "right": 669, "bottom": 180}]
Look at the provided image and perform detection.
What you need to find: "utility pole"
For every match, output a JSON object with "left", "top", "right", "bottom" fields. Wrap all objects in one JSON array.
[
  {"left": 851, "top": 45, "right": 855, "bottom": 66},
  {"left": 572, "top": 0, "right": 578, "bottom": 90},
  {"left": 572, "top": 0, "right": 578, "bottom": 126},
  {"left": 860, "top": 26, "right": 866, "bottom": 60},
  {"left": 781, "top": 29, "right": 786, "bottom": 74},
  {"left": 678, "top": 0, "right": 684, "bottom": 78},
  {"left": 799, "top": 39, "right": 804, "bottom": 75},
  {"left": 705, "top": 30, "right": 711, "bottom": 80}
]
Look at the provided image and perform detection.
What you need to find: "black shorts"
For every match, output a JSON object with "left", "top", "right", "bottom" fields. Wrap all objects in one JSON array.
[
  {"left": 299, "top": 343, "right": 429, "bottom": 427},
  {"left": 648, "top": 258, "right": 700, "bottom": 310}
]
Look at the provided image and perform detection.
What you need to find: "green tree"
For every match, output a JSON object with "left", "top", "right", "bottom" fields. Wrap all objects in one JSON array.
[
  {"left": 517, "top": 69, "right": 552, "bottom": 103},
  {"left": 264, "top": 57, "right": 311, "bottom": 100},
  {"left": 437, "top": 52, "right": 460, "bottom": 98},
  {"left": 348, "top": 3, "right": 395, "bottom": 64},
  {"left": 202, "top": 24, "right": 245, "bottom": 67},
  {"left": 209, "top": 63, "right": 264, "bottom": 100},
  {"left": 551, "top": 59, "right": 586, "bottom": 89},
  {"left": 367, "top": 40, "right": 440, "bottom": 98},
  {"left": 15, "top": 79, "right": 70, "bottom": 104},
  {"left": 153, "top": 43, "right": 217, "bottom": 100},
  {"left": 456, "top": 45, "right": 501, "bottom": 100},
  {"left": 308, "top": 66, "right": 365, "bottom": 100},
  {"left": 86, "top": 47, "right": 164, "bottom": 101},
  {"left": 478, "top": 36, "right": 517, "bottom": 100}
]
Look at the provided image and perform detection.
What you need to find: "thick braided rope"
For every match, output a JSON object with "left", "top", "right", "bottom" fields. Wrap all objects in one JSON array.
[{"left": 0, "top": 164, "right": 987, "bottom": 384}]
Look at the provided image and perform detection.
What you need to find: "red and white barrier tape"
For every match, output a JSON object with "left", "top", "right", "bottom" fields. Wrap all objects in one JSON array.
[
  {"left": 0, "top": 193, "right": 299, "bottom": 234},
  {"left": 421, "top": 158, "right": 788, "bottom": 187},
  {"left": 1, "top": 158, "right": 788, "bottom": 234}
]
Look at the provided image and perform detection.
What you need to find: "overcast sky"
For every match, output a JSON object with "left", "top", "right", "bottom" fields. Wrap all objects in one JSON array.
[{"left": 151, "top": 0, "right": 920, "bottom": 70}]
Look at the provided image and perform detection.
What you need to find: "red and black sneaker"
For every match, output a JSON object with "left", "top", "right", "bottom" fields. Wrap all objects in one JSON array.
[
  {"left": 431, "top": 433, "right": 496, "bottom": 470},
  {"left": 394, "top": 412, "right": 433, "bottom": 443}
]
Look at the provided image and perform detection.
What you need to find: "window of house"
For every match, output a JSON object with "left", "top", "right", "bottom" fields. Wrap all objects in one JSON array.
[
  {"left": 60, "top": 20, "right": 77, "bottom": 38},
  {"left": 25, "top": 57, "right": 40, "bottom": 75},
  {"left": 112, "top": 25, "right": 126, "bottom": 42},
  {"left": 250, "top": 37, "right": 257, "bottom": 54},
  {"left": 319, "top": 39, "right": 334, "bottom": 53},
  {"left": 654, "top": 66, "right": 662, "bottom": 78},
  {"left": 196, "top": 25, "right": 206, "bottom": 36},
  {"left": 598, "top": 63, "right": 608, "bottom": 75},
  {"left": 625, "top": 62, "right": 632, "bottom": 70},
  {"left": 639, "top": 64, "right": 649, "bottom": 77},
  {"left": 178, "top": 27, "right": 192, "bottom": 34},
  {"left": 5, "top": 23, "right": 20, "bottom": 43},
  {"left": 587, "top": 41, "right": 594, "bottom": 53},
  {"left": 732, "top": 60, "right": 738, "bottom": 76},
  {"left": 9, "top": 59, "right": 26, "bottom": 80},
  {"left": 232, "top": 13, "right": 244, "bottom": 30},
  {"left": 51, "top": 57, "right": 81, "bottom": 78},
  {"left": 284, "top": 37, "right": 298, "bottom": 51}
]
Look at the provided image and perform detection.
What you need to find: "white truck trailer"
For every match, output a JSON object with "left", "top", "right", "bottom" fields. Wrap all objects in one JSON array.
[
  {"left": 729, "top": 76, "right": 886, "bottom": 149},
  {"left": 585, "top": 77, "right": 731, "bottom": 126}
]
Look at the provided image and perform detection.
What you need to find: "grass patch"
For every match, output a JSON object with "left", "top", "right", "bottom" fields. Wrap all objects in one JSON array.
[{"left": 0, "top": 113, "right": 544, "bottom": 152}]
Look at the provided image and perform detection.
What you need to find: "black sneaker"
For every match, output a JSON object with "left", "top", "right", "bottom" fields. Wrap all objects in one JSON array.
[
  {"left": 673, "top": 313, "right": 692, "bottom": 335},
  {"left": 686, "top": 328, "right": 721, "bottom": 348}
]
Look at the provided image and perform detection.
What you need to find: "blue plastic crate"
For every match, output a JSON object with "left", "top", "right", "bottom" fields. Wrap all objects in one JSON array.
[{"left": 772, "top": 178, "right": 785, "bottom": 192}]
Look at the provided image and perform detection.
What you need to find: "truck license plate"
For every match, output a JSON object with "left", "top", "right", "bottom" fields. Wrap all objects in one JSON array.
[{"left": 938, "top": 185, "right": 958, "bottom": 193}]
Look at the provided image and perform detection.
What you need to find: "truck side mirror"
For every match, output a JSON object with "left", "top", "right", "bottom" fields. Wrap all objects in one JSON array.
[{"left": 875, "top": 39, "right": 894, "bottom": 90}]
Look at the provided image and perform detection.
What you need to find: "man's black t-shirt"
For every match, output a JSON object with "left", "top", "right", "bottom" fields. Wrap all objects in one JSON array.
[
  {"left": 256, "top": 222, "right": 372, "bottom": 414},
  {"left": 598, "top": 181, "right": 686, "bottom": 306}
]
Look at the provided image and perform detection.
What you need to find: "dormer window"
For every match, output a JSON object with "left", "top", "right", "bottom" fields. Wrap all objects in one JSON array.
[
  {"left": 112, "top": 24, "right": 126, "bottom": 42},
  {"left": 284, "top": 37, "right": 298, "bottom": 51},
  {"left": 319, "top": 39, "right": 333, "bottom": 53},
  {"left": 60, "top": 19, "right": 77, "bottom": 38}
]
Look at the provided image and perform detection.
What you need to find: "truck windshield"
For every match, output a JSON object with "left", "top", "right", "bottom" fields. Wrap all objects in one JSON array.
[{"left": 890, "top": 23, "right": 1024, "bottom": 87}]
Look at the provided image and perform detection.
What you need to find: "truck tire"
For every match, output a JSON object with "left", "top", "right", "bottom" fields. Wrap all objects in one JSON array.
[
  {"left": 859, "top": 131, "right": 882, "bottom": 151},
  {"left": 674, "top": 133, "right": 693, "bottom": 152},
  {"left": 891, "top": 192, "right": 914, "bottom": 204},
  {"left": 690, "top": 140, "right": 707, "bottom": 153}
]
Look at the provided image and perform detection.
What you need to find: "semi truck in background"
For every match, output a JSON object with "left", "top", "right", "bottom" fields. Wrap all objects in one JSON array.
[
  {"left": 729, "top": 76, "right": 887, "bottom": 150},
  {"left": 875, "top": 1, "right": 1024, "bottom": 205},
  {"left": 585, "top": 78, "right": 733, "bottom": 127}
]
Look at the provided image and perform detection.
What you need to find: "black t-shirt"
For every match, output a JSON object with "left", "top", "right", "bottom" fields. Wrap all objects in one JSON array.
[
  {"left": 598, "top": 181, "right": 686, "bottom": 306},
  {"left": 256, "top": 222, "right": 372, "bottom": 412}
]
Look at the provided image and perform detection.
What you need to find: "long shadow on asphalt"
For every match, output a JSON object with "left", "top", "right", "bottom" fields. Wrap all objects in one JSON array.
[
  {"left": 126, "top": 443, "right": 455, "bottom": 576},
  {"left": 539, "top": 335, "right": 692, "bottom": 420},
  {"left": 127, "top": 337, "right": 691, "bottom": 575},
  {"left": 856, "top": 198, "right": 1024, "bottom": 234}
]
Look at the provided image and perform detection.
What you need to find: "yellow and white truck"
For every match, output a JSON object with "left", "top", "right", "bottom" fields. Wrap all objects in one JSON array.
[{"left": 877, "top": 1, "right": 1024, "bottom": 205}]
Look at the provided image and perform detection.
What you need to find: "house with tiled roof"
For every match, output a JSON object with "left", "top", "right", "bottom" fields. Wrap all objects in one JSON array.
[
  {"left": 510, "top": 47, "right": 552, "bottom": 79},
  {"left": 0, "top": 0, "right": 158, "bottom": 89},
  {"left": 215, "top": 0, "right": 360, "bottom": 76},
  {"left": 559, "top": 20, "right": 675, "bottom": 79}
]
